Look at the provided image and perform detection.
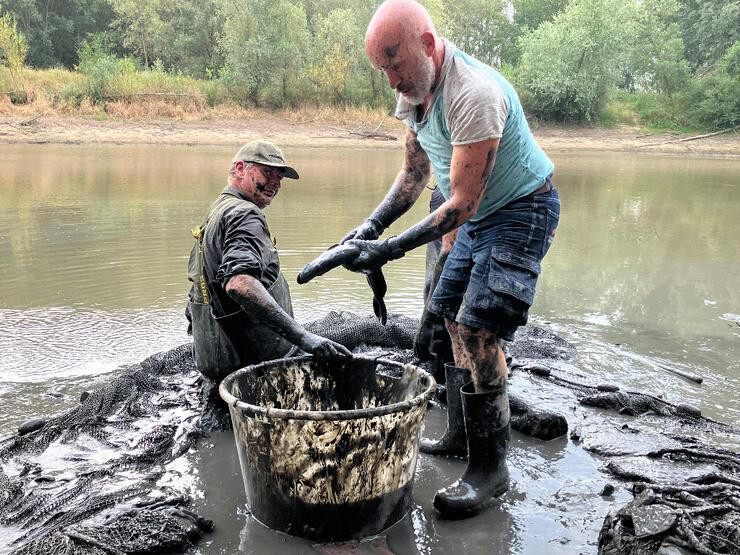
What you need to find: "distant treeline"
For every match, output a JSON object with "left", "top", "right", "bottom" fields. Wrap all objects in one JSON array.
[{"left": 0, "top": 0, "right": 737, "bottom": 130}]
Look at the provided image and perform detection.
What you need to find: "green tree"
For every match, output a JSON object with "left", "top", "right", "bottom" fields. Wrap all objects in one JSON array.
[
  {"left": 677, "top": 0, "right": 740, "bottom": 71},
  {"left": 1, "top": 0, "right": 113, "bottom": 68},
  {"left": 0, "top": 12, "right": 28, "bottom": 92},
  {"left": 686, "top": 41, "right": 740, "bottom": 129},
  {"left": 220, "top": 0, "right": 310, "bottom": 107},
  {"left": 626, "top": 0, "right": 691, "bottom": 97},
  {"left": 517, "top": 0, "right": 636, "bottom": 121},
  {"left": 439, "top": 0, "right": 515, "bottom": 66},
  {"left": 164, "top": 0, "right": 224, "bottom": 77},
  {"left": 109, "top": 0, "right": 169, "bottom": 68},
  {"left": 308, "top": 8, "right": 361, "bottom": 103},
  {"left": 513, "top": 0, "right": 567, "bottom": 32}
]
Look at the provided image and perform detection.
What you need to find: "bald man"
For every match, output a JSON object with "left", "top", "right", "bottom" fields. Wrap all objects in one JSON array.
[{"left": 338, "top": 0, "right": 560, "bottom": 518}]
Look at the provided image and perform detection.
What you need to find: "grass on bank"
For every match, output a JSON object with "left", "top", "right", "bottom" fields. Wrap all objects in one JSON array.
[
  {"left": 0, "top": 65, "right": 397, "bottom": 127},
  {"left": 0, "top": 63, "right": 732, "bottom": 136}
]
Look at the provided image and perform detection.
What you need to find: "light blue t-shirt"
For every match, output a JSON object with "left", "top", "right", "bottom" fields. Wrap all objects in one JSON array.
[{"left": 395, "top": 40, "right": 554, "bottom": 223}]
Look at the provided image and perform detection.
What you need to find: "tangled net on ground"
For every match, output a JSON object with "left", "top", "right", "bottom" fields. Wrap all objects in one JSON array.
[
  {"left": 1, "top": 311, "right": 737, "bottom": 555},
  {"left": 0, "top": 343, "right": 210, "bottom": 554},
  {"left": 598, "top": 455, "right": 740, "bottom": 554}
]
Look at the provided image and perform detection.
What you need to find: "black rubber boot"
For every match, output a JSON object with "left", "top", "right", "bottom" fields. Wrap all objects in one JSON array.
[
  {"left": 433, "top": 381, "right": 510, "bottom": 518},
  {"left": 420, "top": 364, "right": 471, "bottom": 459}
]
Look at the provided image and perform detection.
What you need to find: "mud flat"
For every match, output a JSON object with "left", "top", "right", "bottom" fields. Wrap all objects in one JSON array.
[
  {"left": 1, "top": 114, "right": 738, "bottom": 157},
  {"left": 1, "top": 319, "right": 737, "bottom": 554}
]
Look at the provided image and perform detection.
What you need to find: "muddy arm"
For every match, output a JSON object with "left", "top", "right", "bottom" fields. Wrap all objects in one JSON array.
[
  {"left": 386, "top": 139, "right": 499, "bottom": 255},
  {"left": 225, "top": 275, "right": 350, "bottom": 358},
  {"left": 341, "top": 129, "right": 431, "bottom": 244}
]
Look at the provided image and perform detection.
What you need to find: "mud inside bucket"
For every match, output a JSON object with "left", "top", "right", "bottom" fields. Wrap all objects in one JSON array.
[{"left": 219, "top": 354, "right": 436, "bottom": 542}]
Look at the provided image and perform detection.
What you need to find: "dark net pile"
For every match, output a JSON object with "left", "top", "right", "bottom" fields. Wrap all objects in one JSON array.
[
  {"left": 511, "top": 359, "right": 740, "bottom": 554},
  {"left": 0, "top": 312, "right": 426, "bottom": 554},
  {"left": 1, "top": 311, "right": 737, "bottom": 554},
  {"left": 0, "top": 343, "right": 213, "bottom": 554},
  {"left": 598, "top": 443, "right": 740, "bottom": 554}
]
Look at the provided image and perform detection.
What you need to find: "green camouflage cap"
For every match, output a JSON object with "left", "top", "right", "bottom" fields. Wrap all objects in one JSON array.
[{"left": 232, "top": 140, "right": 299, "bottom": 179}]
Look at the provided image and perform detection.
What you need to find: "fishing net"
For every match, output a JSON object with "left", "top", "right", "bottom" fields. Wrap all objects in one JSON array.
[
  {"left": 1, "top": 311, "right": 737, "bottom": 555},
  {"left": 0, "top": 312, "right": 431, "bottom": 554}
]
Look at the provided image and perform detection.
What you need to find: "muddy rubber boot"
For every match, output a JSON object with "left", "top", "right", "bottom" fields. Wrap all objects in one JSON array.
[
  {"left": 433, "top": 382, "right": 510, "bottom": 518},
  {"left": 420, "top": 364, "right": 471, "bottom": 459}
]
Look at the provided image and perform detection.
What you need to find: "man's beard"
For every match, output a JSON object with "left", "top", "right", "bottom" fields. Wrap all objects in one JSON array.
[{"left": 401, "top": 55, "right": 435, "bottom": 106}]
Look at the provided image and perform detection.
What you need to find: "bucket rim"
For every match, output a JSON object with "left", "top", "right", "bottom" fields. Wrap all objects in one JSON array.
[{"left": 218, "top": 354, "right": 436, "bottom": 421}]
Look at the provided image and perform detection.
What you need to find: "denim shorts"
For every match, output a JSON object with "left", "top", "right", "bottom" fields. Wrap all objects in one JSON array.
[{"left": 428, "top": 187, "right": 560, "bottom": 341}]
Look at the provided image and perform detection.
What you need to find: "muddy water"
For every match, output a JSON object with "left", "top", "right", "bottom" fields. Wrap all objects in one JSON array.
[{"left": 1, "top": 144, "right": 738, "bottom": 553}]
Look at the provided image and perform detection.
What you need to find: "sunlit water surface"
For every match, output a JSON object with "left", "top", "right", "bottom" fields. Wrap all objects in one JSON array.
[{"left": 0, "top": 144, "right": 738, "bottom": 553}]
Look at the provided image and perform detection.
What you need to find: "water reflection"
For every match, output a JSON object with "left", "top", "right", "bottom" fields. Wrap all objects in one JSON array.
[
  {"left": 1, "top": 145, "right": 737, "bottom": 424},
  {"left": 0, "top": 144, "right": 738, "bottom": 553}
]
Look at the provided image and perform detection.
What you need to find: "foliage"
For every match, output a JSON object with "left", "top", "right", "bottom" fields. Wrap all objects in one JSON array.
[
  {"left": 307, "top": 8, "right": 361, "bottom": 103},
  {"left": 0, "top": 0, "right": 736, "bottom": 131},
  {"left": 514, "top": 0, "right": 567, "bottom": 29},
  {"left": 677, "top": 0, "right": 740, "bottom": 71},
  {"left": 684, "top": 41, "right": 740, "bottom": 129},
  {"left": 76, "top": 36, "right": 136, "bottom": 101},
  {"left": 626, "top": 0, "right": 691, "bottom": 98},
  {"left": 220, "top": 0, "right": 310, "bottom": 107},
  {"left": 1, "top": 0, "right": 114, "bottom": 68},
  {"left": 0, "top": 12, "right": 28, "bottom": 90},
  {"left": 439, "top": 0, "right": 515, "bottom": 67},
  {"left": 163, "top": 0, "right": 224, "bottom": 78},
  {"left": 108, "top": 0, "right": 168, "bottom": 68},
  {"left": 517, "top": 0, "right": 636, "bottom": 121}
]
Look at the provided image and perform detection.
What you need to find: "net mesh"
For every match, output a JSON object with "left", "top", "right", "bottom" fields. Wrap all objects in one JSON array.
[{"left": 1, "top": 312, "right": 737, "bottom": 554}]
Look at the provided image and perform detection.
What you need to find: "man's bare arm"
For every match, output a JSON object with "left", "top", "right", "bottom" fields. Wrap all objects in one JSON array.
[
  {"left": 389, "top": 138, "right": 499, "bottom": 253},
  {"left": 341, "top": 128, "right": 431, "bottom": 242}
]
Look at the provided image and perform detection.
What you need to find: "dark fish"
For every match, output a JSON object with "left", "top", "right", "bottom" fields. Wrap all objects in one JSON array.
[
  {"left": 298, "top": 244, "right": 388, "bottom": 325},
  {"left": 366, "top": 269, "right": 387, "bottom": 325}
]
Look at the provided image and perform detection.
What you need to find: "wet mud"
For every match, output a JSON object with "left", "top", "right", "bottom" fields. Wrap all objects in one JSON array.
[{"left": 1, "top": 319, "right": 738, "bottom": 554}]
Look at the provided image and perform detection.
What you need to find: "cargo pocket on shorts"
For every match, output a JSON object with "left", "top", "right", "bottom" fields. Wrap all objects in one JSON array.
[{"left": 487, "top": 248, "right": 541, "bottom": 307}]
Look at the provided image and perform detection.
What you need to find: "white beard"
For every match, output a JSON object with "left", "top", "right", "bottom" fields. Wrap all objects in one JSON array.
[{"left": 401, "top": 55, "right": 435, "bottom": 106}]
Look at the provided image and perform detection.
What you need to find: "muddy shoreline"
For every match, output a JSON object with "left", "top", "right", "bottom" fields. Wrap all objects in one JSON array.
[{"left": 1, "top": 115, "right": 738, "bottom": 157}]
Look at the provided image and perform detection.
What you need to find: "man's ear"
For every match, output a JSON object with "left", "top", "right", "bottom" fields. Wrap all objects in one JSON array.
[{"left": 421, "top": 31, "right": 435, "bottom": 56}]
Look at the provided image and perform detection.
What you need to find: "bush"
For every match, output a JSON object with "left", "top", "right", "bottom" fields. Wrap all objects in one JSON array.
[
  {"left": 517, "top": 0, "right": 635, "bottom": 121},
  {"left": 77, "top": 36, "right": 136, "bottom": 101},
  {"left": 685, "top": 42, "right": 740, "bottom": 129}
]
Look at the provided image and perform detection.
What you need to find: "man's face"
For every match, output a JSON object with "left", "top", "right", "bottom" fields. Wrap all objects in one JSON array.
[
  {"left": 239, "top": 162, "right": 283, "bottom": 209},
  {"left": 370, "top": 39, "right": 435, "bottom": 106}
]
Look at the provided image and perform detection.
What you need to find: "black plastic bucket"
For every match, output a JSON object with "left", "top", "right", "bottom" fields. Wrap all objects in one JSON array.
[{"left": 219, "top": 354, "right": 436, "bottom": 542}]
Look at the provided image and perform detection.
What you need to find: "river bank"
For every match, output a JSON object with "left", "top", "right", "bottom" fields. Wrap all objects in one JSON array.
[{"left": 1, "top": 112, "right": 738, "bottom": 156}]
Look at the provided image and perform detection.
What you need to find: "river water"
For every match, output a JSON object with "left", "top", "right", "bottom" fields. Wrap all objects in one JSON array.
[{"left": 0, "top": 144, "right": 738, "bottom": 553}]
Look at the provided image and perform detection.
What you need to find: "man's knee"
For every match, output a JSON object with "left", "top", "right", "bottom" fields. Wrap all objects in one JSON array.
[
  {"left": 457, "top": 322, "right": 502, "bottom": 350},
  {"left": 444, "top": 318, "right": 458, "bottom": 336}
]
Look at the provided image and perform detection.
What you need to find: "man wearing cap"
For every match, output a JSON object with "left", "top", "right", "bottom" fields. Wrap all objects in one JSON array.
[{"left": 188, "top": 140, "right": 350, "bottom": 387}]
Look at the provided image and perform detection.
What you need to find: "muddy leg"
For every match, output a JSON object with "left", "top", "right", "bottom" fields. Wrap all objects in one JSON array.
[
  {"left": 445, "top": 319, "right": 472, "bottom": 370},
  {"left": 433, "top": 322, "right": 511, "bottom": 517},
  {"left": 456, "top": 324, "right": 507, "bottom": 392}
]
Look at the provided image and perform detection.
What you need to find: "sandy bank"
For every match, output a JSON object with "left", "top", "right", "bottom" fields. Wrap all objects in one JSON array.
[{"left": 1, "top": 114, "right": 738, "bottom": 157}]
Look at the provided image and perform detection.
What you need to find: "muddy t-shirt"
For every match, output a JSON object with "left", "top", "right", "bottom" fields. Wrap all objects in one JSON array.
[{"left": 395, "top": 39, "right": 554, "bottom": 222}]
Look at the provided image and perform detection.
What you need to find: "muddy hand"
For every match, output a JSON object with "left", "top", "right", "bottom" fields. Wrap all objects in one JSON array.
[
  {"left": 339, "top": 218, "right": 384, "bottom": 245},
  {"left": 297, "top": 244, "right": 360, "bottom": 284},
  {"left": 342, "top": 239, "right": 401, "bottom": 273},
  {"left": 298, "top": 331, "right": 352, "bottom": 360}
]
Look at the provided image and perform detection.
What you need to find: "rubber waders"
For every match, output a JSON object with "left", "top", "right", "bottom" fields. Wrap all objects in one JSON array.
[
  {"left": 419, "top": 364, "right": 472, "bottom": 459},
  {"left": 433, "top": 381, "right": 511, "bottom": 518}
]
